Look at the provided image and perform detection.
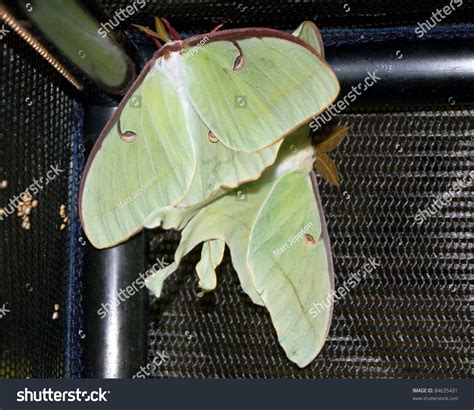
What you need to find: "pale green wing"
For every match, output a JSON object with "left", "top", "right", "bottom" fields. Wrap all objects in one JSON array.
[
  {"left": 182, "top": 35, "right": 339, "bottom": 152},
  {"left": 146, "top": 126, "right": 334, "bottom": 367},
  {"left": 142, "top": 128, "right": 281, "bottom": 230},
  {"left": 147, "top": 239, "right": 225, "bottom": 298},
  {"left": 145, "top": 181, "right": 268, "bottom": 305},
  {"left": 143, "top": 51, "right": 284, "bottom": 230},
  {"left": 196, "top": 239, "right": 226, "bottom": 293},
  {"left": 248, "top": 171, "right": 333, "bottom": 367},
  {"left": 80, "top": 63, "right": 201, "bottom": 249},
  {"left": 147, "top": 261, "right": 178, "bottom": 298},
  {"left": 146, "top": 127, "right": 314, "bottom": 310},
  {"left": 292, "top": 21, "right": 325, "bottom": 58},
  {"left": 143, "top": 202, "right": 202, "bottom": 231},
  {"left": 81, "top": 29, "right": 337, "bottom": 249},
  {"left": 291, "top": 21, "right": 325, "bottom": 144},
  {"left": 81, "top": 50, "right": 281, "bottom": 248},
  {"left": 143, "top": 138, "right": 281, "bottom": 229},
  {"left": 175, "top": 134, "right": 281, "bottom": 208}
]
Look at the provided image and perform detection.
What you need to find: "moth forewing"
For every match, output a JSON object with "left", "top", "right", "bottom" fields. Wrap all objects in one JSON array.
[
  {"left": 181, "top": 32, "right": 339, "bottom": 153},
  {"left": 292, "top": 21, "right": 325, "bottom": 59}
]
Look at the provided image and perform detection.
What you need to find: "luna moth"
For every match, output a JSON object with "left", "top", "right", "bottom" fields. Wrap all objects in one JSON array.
[{"left": 79, "top": 19, "right": 344, "bottom": 367}]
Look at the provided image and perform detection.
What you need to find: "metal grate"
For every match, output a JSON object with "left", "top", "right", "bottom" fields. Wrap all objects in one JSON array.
[
  {"left": 0, "top": 30, "right": 81, "bottom": 378},
  {"left": 148, "top": 108, "right": 472, "bottom": 378}
]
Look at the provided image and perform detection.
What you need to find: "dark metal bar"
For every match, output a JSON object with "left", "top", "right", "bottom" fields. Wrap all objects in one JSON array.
[
  {"left": 326, "top": 38, "right": 474, "bottom": 107},
  {"left": 81, "top": 104, "right": 148, "bottom": 378}
]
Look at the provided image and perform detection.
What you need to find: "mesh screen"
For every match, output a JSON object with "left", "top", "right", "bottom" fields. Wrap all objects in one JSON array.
[
  {"left": 0, "top": 30, "right": 81, "bottom": 378},
  {"left": 93, "top": 0, "right": 474, "bottom": 30},
  {"left": 148, "top": 108, "right": 472, "bottom": 379}
]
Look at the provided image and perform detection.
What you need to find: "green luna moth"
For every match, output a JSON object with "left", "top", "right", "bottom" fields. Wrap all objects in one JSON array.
[{"left": 79, "top": 20, "right": 343, "bottom": 367}]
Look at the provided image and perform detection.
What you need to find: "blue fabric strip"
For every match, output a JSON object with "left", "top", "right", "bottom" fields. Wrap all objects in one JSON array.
[
  {"left": 127, "top": 23, "right": 474, "bottom": 47},
  {"left": 65, "top": 102, "right": 86, "bottom": 378},
  {"left": 320, "top": 24, "right": 474, "bottom": 46}
]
